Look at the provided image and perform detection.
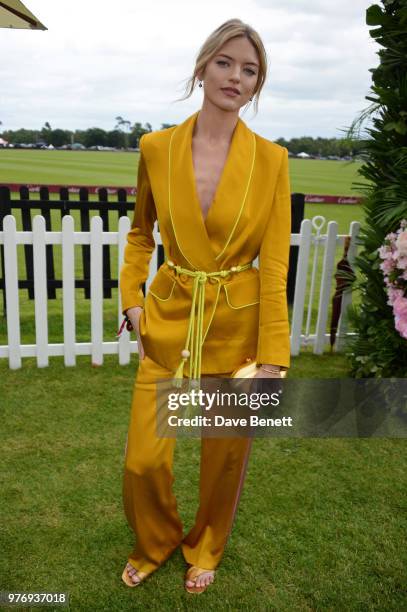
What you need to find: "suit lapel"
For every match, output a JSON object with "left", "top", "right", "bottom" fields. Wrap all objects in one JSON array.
[{"left": 168, "top": 109, "right": 256, "bottom": 271}]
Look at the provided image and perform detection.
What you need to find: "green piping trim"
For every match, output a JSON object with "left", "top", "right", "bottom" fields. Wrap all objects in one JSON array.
[
  {"left": 215, "top": 132, "right": 256, "bottom": 260},
  {"left": 168, "top": 128, "right": 197, "bottom": 270},
  {"left": 223, "top": 283, "right": 260, "bottom": 309},
  {"left": 149, "top": 279, "right": 176, "bottom": 301}
]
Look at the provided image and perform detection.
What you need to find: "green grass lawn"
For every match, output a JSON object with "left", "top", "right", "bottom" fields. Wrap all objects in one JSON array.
[
  {"left": 1, "top": 354, "right": 406, "bottom": 611},
  {"left": 0, "top": 150, "right": 138, "bottom": 187},
  {"left": 0, "top": 149, "right": 369, "bottom": 197}
]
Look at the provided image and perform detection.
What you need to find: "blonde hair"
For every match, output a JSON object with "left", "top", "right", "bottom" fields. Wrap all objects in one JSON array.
[{"left": 175, "top": 18, "right": 268, "bottom": 116}]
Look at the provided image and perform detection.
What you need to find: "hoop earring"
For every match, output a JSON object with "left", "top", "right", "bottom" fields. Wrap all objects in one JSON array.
[{"left": 199, "top": 80, "right": 203, "bottom": 87}]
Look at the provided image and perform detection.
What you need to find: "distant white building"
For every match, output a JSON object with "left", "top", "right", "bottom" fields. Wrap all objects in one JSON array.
[
  {"left": 0, "top": 137, "right": 8, "bottom": 146},
  {"left": 297, "top": 151, "right": 310, "bottom": 158}
]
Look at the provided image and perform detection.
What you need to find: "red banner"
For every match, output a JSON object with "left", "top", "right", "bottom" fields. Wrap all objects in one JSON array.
[
  {"left": 305, "top": 194, "right": 363, "bottom": 204},
  {"left": 1, "top": 183, "right": 137, "bottom": 196},
  {"left": 0, "top": 184, "right": 363, "bottom": 203}
]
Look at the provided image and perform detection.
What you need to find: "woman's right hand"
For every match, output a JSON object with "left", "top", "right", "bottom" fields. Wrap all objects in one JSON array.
[{"left": 125, "top": 306, "right": 145, "bottom": 361}]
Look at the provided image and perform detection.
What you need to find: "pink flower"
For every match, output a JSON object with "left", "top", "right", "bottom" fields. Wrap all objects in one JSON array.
[
  {"left": 380, "top": 258, "right": 395, "bottom": 274},
  {"left": 380, "top": 222, "right": 407, "bottom": 341},
  {"left": 397, "top": 256, "right": 407, "bottom": 270},
  {"left": 396, "top": 231, "right": 407, "bottom": 257},
  {"left": 393, "top": 295, "right": 407, "bottom": 317},
  {"left": 388, "top": 287, "right": 404, "bottom": 303},
  {"left": 378, "top": 245, "right": 392, "bottom": 259},
  {"left": 395, "top": 315, "right": 407, "bottom": 339}
]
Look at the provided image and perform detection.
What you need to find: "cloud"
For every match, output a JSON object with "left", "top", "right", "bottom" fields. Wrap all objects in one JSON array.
[{"left": 0, "top": 0, "right": 378, "bottom": 138}]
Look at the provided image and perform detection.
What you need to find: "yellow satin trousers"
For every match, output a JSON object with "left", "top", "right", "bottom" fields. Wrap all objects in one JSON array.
[{"left": 122, "top": 355, "right": 253, "bottom": 574}]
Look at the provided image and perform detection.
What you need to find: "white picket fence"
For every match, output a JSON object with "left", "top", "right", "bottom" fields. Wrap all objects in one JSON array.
[{"left": 0, "top": 213, "right": 360, "bottom": 369}]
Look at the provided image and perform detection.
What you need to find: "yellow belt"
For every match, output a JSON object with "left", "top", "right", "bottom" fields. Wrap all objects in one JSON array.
[{"left": 165, "top": 258, "right": 253, "bottom": 387}]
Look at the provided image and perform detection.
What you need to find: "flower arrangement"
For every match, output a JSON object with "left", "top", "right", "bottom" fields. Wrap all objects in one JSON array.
[{"left": 378, "top": 219, "right": 407, "bottom": 340}]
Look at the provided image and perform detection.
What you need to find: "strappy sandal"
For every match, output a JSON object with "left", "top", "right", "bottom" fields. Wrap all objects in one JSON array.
[
  {"left": 121, "top": 561, "right": 149, "bottom": 587},
  {"left": 184, "top": 565, "right": 215, "bottom": 594}
]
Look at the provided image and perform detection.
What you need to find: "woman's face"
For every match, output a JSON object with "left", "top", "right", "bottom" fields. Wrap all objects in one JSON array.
[{"left": 199, "top": 36, "right": 260, "bottom": 111}]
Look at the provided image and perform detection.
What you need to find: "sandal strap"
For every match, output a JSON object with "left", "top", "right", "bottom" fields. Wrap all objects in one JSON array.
[
  {"left": 186, "top": 565, "right": 215, "bottom": 581},
  {"left": 127, "top": 562, "right": 148, "bottom": 580}
]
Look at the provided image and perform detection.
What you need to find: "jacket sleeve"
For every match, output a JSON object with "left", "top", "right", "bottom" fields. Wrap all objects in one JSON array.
[
  {"left": 256, "top": 146, "right": 291, "bottom": 370},
  {"left": 119, "top": 135, "right": 157, "bottom": 315}
]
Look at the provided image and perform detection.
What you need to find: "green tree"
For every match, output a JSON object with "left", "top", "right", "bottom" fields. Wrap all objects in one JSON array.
[
  {"left": 106, "top": 129, "right": 125, "bottom": 148},
  {"left": 40, "top": 121, "right": 52, "bottom": 144},
  {"left": 115, "top": 116, "right": 131, "bottom": 148},
  {"left": 129, "top": 122, "right": 153, "bottom": 148},
  {"left": 82, "top": 128, "right": 107, "bottom": 148},
  {"left": 344, "top": 0, "right": 407, "bottom": 377},
  {"left": 50, "top": 129, "right": 71, "bottom": 147},
  {"left": 6, "top": 129, "right": 35, "bottom": 144}
]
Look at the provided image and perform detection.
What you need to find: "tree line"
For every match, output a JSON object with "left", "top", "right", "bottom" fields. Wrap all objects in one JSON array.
[
  {"left": 1, "top": 117, "right": 365, "bottom": 155},
  {"left": 0, "top": 117, "right": 160, "bottom": 149}
]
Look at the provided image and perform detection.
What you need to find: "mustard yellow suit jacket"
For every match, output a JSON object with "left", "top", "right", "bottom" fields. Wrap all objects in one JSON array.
[{"left": 119, "top": 110, "right": 291, "bottom": 375}]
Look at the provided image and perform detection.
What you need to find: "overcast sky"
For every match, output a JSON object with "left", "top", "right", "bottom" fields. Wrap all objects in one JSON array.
[{"left": 1, "top": 0, "right": 379, "bottom": 140}]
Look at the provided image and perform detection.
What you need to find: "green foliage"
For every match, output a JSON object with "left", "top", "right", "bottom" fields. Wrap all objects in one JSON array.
[
  {"left": 1, "top": 122, "right": 153, "bottom": 149},
  {"left": 344, "top": 0, "right": 407, "bottom": 377},
  {"left": 274, "top": 135, "right": 365, "bottom": 157}
]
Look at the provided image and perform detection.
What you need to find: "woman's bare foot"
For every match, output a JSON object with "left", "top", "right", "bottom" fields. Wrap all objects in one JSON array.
[
  {"left": 185, "top": 569, "right": 215, "bottom": 589},
  {"left": 124, "top": 562, "right": 147, "bottom": 585}
]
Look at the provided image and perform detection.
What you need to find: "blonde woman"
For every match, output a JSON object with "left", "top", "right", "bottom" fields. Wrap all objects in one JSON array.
[{"left": 119, "top": 18, "right": 291, "bottom": 594}]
